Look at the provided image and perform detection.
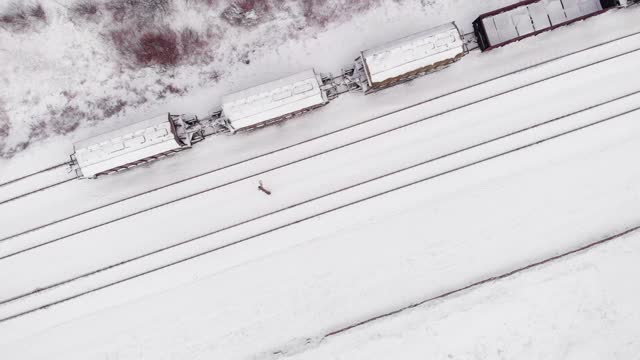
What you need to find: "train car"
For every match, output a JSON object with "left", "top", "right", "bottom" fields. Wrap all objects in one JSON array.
[
  {"left": 473, "top": 0, "right": 620, "bottom": 51},
  {"left": 221, "top": 69, "right": 330, "bottom": 133},
  {"left": 353, "top": 22, "right": 465, "bottom": 94},
  {"left": 71, "top": 113, "right": 194, "bottom": 178}
]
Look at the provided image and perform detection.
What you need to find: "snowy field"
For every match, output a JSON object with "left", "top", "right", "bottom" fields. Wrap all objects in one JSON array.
[
  {"left": 1, "top": 0, "right": 640, "bottom": 359},
  {"left": 2, "top": 102, "right": 640, "bottom": 359},
  {"left": 291, "top": 229, "right": 640, "bottom": 360}
]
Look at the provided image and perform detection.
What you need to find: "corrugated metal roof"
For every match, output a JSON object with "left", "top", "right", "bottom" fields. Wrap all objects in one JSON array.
[
  {"left": 481, "top": 0, "right": 604, "bottom": 47},
  {"left": 221, "top": 69, "right": 326, "bottom": 132},
  {"left": 73, "top": 114, "right": 183, "bottom": 178},
  {"left": 362, "top": 22, "right": 465, "bottom": 85}
]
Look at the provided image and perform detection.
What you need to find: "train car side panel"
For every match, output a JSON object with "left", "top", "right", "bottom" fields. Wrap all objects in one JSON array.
[
  {"left": 360, "top": 22, "right": 465, "bottom": 93},
  {"left": 474, "top": 0, "right": 618, "bottom": 51}
]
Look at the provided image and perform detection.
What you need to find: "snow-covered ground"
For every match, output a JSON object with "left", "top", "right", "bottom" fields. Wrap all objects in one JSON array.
[
  {"left": 291, "top": 229, "right": 640, "bottom": 360},
  {"left": 1, "top": 102, "right": 640, "bottom": 359},
  {"left": 1, "top": 1, "right": 640, "bottom": 359}
]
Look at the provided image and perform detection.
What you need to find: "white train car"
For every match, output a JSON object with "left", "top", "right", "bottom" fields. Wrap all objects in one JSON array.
[
  {"left": 221, "top": 69, "right": 330, "bottom": 133},
  {"left": 353, "top": 22, "right": 465, "bottom": 93},
  {"left": 71, "top": 113, "right": 193, "bottom": 178}
]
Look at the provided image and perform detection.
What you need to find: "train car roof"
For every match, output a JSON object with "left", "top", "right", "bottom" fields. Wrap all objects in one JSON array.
[
  {"left": 73, "top": 114, "right": 183, "bottom": 178},
  {"left": 361, "top": 22, "right": 464, "bottom": 85},
  {"left": 221, "top": 69, "right": 327, "bottom": 131},
  {"left": 477, "top": 0, "right": 606, "bottom": 48}
]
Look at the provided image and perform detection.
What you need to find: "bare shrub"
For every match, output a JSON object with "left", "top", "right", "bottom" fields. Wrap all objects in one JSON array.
[
  {"left": 0, "top": 1, "right": 47, "bottom": 31},
  {"left": 183, "top": 0, "right": 219, "bottom": 7},
  {"left": 106, "top": 0, "right": 172, "bottom": 24},
  {"left": 179, "top": 27, "right": 209, "bottom": 59},
  {"left": 71, "top": 0, "right": 100, "bottom": 18},
  {"left": 0, "top": 123, "right": 9, "bottom": 139},
  {"left": 105, "top": 0, "right": 127, "bottom": 22},
  {"left": 50, "top": 106, "right": 84, "bottom": 135},
  {"left": 28, "top": 120, "right": 48, "bottom": 140},
  {"left": 301, "top": 0, "right": 377, "bottom": 27},
  {"left": 157, "top": 83, "right": 186, "bottom": 99},
  {"left": 2, "top": 141, "right": 29, "bottom": 158},
  {"left": 111, "top": 25, "right": 181, "bottom": 66},
  {"left": 0, "top": 2, "right": 30, "bottom": 31},
  {"left": 96, "top": 97, "right": 127, "bottom": 118},
  {"left": 136, "top": 27, "right": 180, "bottom": 65},
  {"left": 28, "top": 2, "right": 46, "bottom": 20},
  {"left": 110, "top": 28, "right": 137, "bottom": 56},
  {"left": 0, "top": 101, "right": 10, "bottom": 140},
  {"left": 222, "top": 0, "right": 270, "bottom": 27},
  {"left": 61, "top": 90, "right": 78, "bottom": 101}
]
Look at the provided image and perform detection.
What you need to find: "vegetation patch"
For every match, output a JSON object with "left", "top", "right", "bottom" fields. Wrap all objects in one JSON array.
[{"left": 0, "top": 1, "right": 47, "bottom": 31}]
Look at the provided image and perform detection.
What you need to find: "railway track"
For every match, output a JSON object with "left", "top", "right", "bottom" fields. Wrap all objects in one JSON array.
[
  {"left": 0, "top": 90, "right": 638, "bottom": 323},
  {"left": 324, "top": 226, "right": 640, "bottom": 337},
  {"left": 0, "top": 162, "right": 75, "bottom": 206},
  {"left": 310, "top": 224, "right": 640, "bottom": 342},
  {"left": 0, "top": 162, "right": 70, "bottom": 188},
  {"left": 0, "top": 178, "right": 75, "bottom": 206},
  {"left": 2, "top": 31, "right": 640, "bottom": 257}
]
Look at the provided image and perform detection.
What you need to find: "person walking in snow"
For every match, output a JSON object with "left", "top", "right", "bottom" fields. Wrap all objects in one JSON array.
[{"left": 258, "top": 180, "right": 271, "bottom": 195}]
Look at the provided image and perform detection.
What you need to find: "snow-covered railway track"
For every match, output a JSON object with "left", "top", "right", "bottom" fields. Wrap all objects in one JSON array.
[
  {"left": 309, "top": 224, "right": 640, "bottom": 345},
  {"left": 2, "top": 32, "right": 640, "bottom": 256},
  {"left": 0, "top": 162, "right": 75, "bottom": 206},
  {"left": 0, "top": 89, "right": 638, "bottom": 324},
  {"left": 0, "top": 179, "right": 75, "bottom": 206},
  {"left": 0, "top": 162, "right": 70, "bottom": 188}
]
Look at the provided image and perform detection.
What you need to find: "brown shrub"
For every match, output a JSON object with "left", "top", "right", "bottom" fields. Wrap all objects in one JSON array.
[
  {"left": 136, "top": 28, "right": 180, "bottom": 65},
  {"left": 50, "top": 106, "right": 84, "bottom": 135},
  {"left": 301, "top": 0, "right": 377, "bottom": 27},
  {"left": 111, "top": 26, "right": 181, "bottom": 66},
  {"left": 71, "top": 0, "right": 100, "bottom": 18},
  {"left": 110, "top": 28, "right": 136, "bottom": 55},
  {"left": 28, "top": 120, "right": 48, "bottom": 140},
  {"left": 96, "top": 97, "right": 127, "bottom": 118},
  {"left": 106, "top": 0, "right": 172, "bottom": 24},
  {"left": 0, "top": 102, "right": 9, "bottom": 140},
  {"left": 104, "top": 0, "right": 126, "bottom": 22},
  {"left": 28, "top": 2, "right": 46, "bottom": 20},
  {"left": 61, "top": 90, "right": 78, "bottom": 100},
  {"left": 180, "top": 27, "right": 208, "bottom": 58},
  {"left": 157, "top": 83, "right": 186, "bottom": 99},
  {"left": 183, "top": 0, "right": 219, "bottom": 6},
  {"left": 0, "top": 1, "right": 47, "bottom": 31},
  {"left": 2, "top": 141, "right": 30, "bottom": 158},
  {"left": 0, "top": 2, "right": 29, "bottom": 30},
  {"left": 222, "top": 0, "right": 270, "bottom": 26}
]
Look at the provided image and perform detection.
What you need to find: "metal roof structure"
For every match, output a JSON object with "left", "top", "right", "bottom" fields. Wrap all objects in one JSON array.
[
  {"left": 361, "top": 22, "right": 465, "bottom": 86},
  {"left": 475, "top": 0, "right": 612, "bottom": 50},
  {"left": 72, "top": 114, "right": 185, "bottom": 178},
  {"left": 221, "top": 69, "right": 328, "bottom": 132}
]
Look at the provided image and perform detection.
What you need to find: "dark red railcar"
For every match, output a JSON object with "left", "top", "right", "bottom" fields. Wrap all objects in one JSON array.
[{"left": 473, "top": 0, "right": 620, "bottom": 51}]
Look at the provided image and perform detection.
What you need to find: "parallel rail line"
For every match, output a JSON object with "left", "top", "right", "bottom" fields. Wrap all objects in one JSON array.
[
  {"left": 0, "top": 94, "right": 637, "bottom": 323},
  {"left": 321, "top": 225, "right": 640, "bottom": 339},
  {"left": 0, "top": 161, "right": 70, "bottom": 189},
  {"left": 0, "top": 178, "right": 75, "bottom": 206},
  {"left": 3, "top": 37, "right": 640, "bottom": 259}
]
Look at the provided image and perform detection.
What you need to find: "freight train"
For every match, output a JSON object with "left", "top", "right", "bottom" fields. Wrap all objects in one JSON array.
[{"left": 71, "top": 0, "right": 636, "bottom": 179}]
